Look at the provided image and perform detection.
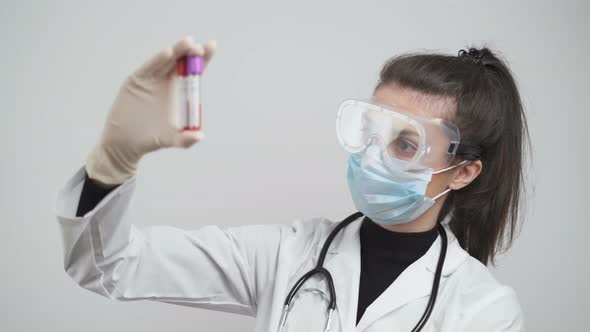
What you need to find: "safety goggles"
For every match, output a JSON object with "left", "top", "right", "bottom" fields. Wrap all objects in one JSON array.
[{"left": 336, "top": 99, "right": 481, "bottom": 171}]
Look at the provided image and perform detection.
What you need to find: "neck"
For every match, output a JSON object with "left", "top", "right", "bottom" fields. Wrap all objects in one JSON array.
[{"left": 378, "top": 197, "right": 446, "bottom": 233}]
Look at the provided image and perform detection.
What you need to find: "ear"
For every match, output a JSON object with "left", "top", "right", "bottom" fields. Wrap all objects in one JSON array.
[{"left": 448, "top": 160, "right": 482, "bottom": 190}]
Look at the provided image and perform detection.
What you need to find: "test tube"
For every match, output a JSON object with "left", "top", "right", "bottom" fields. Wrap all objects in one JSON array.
[{"left": 176, "top": 55, "right": 203, "bottom": 131}]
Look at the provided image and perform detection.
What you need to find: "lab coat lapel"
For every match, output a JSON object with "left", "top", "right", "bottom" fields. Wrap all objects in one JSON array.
[
  {"left": 322, "top": 214, "right": 364, "bottom": 332},
  {"left": 355, "top": 223, "right": 468, "bottom": 331}
]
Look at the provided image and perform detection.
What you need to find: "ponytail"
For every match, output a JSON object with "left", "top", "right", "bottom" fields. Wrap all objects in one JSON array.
[{"left": 377, "top": 47, "right": 531, "bottom": 265}]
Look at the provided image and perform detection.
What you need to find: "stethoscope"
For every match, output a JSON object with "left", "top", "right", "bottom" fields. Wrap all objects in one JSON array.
[{"left": 277, "top": 211, "right": 448, "bottom": 332}]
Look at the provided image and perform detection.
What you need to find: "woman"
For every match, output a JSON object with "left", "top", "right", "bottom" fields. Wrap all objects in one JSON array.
[{"left": 55, "top": 36, "right": 529, "bottom": 331}]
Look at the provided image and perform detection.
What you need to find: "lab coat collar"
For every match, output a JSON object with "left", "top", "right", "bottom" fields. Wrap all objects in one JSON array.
[
  {"left": 423, "top": 222, "right": 468, "bottom": 276},
  {"left": 324, "top": 217, "right": 468, "bottom": 331}
]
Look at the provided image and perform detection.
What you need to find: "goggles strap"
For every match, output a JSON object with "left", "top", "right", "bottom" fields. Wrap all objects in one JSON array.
[{"left": 456, "top": 143, "right": 483, "bottom": 160}]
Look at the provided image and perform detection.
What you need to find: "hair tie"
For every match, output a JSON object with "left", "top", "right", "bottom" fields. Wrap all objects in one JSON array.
[{"left": 458, "top": 48, "right": 483, "bottom": 65}]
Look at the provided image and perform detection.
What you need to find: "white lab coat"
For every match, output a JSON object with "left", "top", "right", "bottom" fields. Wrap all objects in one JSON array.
[{"left": 55, "top": 166, "right": 525, "bottom": 331}]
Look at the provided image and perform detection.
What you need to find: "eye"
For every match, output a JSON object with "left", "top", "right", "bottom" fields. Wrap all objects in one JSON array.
[
  {"left": 398, "top": 137, "right": 418, "bottom": 151},
  {"left": 389, "top": 136, "right": 418, "bottom": 160},
  {"left": 399, "top": 139, "right": 411, "bottom": 151}
]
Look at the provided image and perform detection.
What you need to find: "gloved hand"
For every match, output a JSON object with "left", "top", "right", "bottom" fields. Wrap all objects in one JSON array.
[{"left": 85, "top": 36, "right": 217, "bottom": 186}]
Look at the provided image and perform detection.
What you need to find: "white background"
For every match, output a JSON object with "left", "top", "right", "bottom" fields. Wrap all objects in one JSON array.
[{"left": 0, "top": 0, "right": 588, "bottom": 331}]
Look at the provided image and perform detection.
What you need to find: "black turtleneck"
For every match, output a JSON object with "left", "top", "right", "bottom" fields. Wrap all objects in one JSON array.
[
  {"left": 356, "top": 216, "right": 438, "bottom": 324},
  {"left": 74, "top": 171, "right": 439, "bottom": 325}
]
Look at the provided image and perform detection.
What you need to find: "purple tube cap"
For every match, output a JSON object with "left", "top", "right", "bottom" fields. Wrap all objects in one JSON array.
[{"left": 187, "top": 55, "right": 204, "bottom": 75}]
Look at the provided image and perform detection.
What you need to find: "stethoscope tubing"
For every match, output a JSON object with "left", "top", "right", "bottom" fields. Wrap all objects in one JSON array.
[{"left": 278, "top": 211, "right": 447, "bottom": 332}]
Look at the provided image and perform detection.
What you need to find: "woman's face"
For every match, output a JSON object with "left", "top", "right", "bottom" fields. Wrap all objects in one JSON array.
[{"left": 372, "top": 82, "right": 481, "bottom": 201}]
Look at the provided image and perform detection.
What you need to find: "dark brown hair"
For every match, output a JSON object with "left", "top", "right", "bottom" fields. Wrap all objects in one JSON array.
[{"left": 376, "top": 47, "right": 531, "bottom": 265}]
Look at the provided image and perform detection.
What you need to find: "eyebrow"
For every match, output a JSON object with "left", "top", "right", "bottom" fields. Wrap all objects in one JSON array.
[{"left": 399, "top": 129, "right": 419, "bottom": 137}]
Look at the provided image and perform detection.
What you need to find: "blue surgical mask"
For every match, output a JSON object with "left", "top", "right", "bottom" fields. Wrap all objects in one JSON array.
[{"left": 346, "top": 144, "right": 465, "bottom": 225}]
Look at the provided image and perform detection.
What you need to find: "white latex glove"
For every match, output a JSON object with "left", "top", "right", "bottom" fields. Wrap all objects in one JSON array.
[{"left": 85, "top": 36, "right": 217, "bottom": 185}]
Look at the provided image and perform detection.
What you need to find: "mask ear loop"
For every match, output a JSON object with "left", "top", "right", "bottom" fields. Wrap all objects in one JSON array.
[
  {"left": 432, "top": 188, "right": 452, "bottom": 201},
  {"left": 430, "top": 159, "right": 469, "bottom": 200},
  {"left": 432, "top": 159, "right": 468, "bottom": 175}
]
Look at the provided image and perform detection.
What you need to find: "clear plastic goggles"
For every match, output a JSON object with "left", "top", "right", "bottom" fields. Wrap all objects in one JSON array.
[{"left": 336, "top": 99, "right": 462, "bottom": 171}]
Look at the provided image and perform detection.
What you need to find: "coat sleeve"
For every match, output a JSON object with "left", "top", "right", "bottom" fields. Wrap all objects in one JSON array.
[
  {"left": 461, "top": 285, "right": 526, "bottom": 332},
  {"left": 54, "top": 165, "right": 292, "bottom": 317}
]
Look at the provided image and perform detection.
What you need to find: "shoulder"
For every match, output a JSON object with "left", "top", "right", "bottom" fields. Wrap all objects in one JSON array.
[
  {"left": 221, "top": 215, "right": 338, "bottom": 255},
  {"left": 454, "top": 256, "right": 526, "bottom": 331},
  {"left": 219, "top": 215, "right": 336, "bottom": 240},
  {"left": 283, "top": 215, "right": 339, "bottom": 243}
]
